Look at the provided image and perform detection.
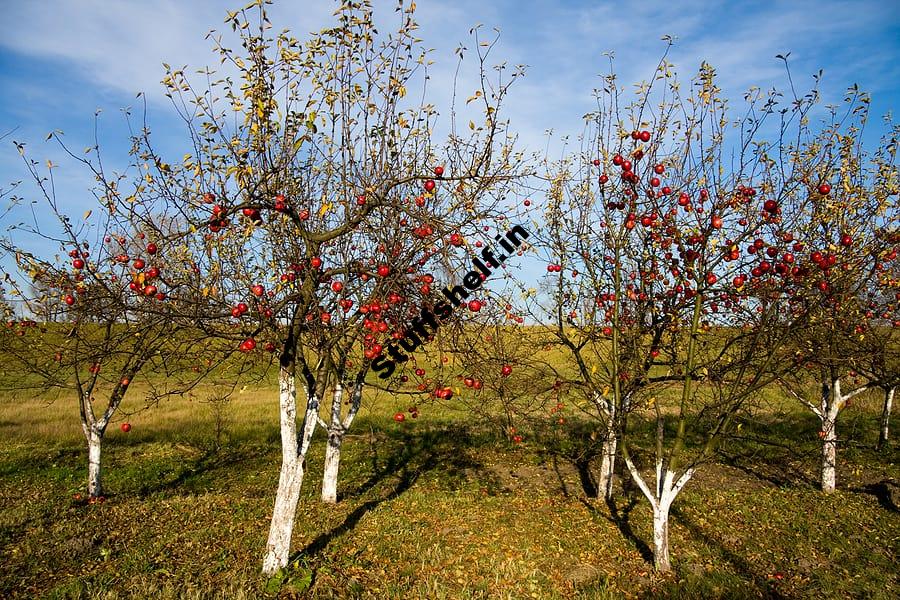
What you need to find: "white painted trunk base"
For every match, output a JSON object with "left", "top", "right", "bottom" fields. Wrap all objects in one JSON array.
[
  {"left": 821, "top": 415, "right": 837, "bottom": 494},
  {"left": 597, "top": 431, "right": 617, "bottom": 500},
  {"left": 652, "top": 503, "right": 671, "bottom": 572},
  {"left": 622, "top": 453, "right": 693, "bottom": 573},
  {"left": 879, "top": 387, "right": 894, "bottom": 448},
  {"left": 262, "top": 367, "right": 317, "bottom": 576},
  {"left": 321, "top": 431, "right": 342, "bottom": 504},
  {"left": 262, "top": 459, "right": 304, "bottom": 574},
  {"left": 87, "top": 430, "right": 103, "bottom": 498}
]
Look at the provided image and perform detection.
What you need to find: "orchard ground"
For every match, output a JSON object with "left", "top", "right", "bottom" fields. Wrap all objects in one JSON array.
[{"left": 1, "top": 368, "right": 899, "bottom": 598}]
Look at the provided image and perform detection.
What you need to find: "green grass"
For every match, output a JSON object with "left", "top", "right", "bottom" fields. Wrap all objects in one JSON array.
[{"left": 1, "top": 378, "right": 899, "bottom": 599}]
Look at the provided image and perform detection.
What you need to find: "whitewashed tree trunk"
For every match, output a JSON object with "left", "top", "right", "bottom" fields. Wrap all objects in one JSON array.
[
  {"left": 262, "top": 457, "right": 304, "bottom": 574},
  {"left": 262, "top": 367, "right": 320, "bottom": 576},
  {"left": 321, "top": 381, "right": 364, "bottom": 504},
  {"left": 622, "top": 452, "right": 694, "bottom": 573},
  {"left": 321, "top": 384, "right": 344, "bottom": 504},
  {"left": 807, "top": 377, "right": 871, "bottom": 494},
  {"left": 879, "top": 386, "right": 894, "bottom": 449},
  {"left": 821, "top": 411, "right": 837, "bottom": 494},
  {"left": 652, "top": 500, "right": 671, "bottom": 571},
  {"left": 87, "top": 428, "right": 103, "bottom": 498},
  {"left": 597, "top": 422, "right": 617, "bottom": 500},
  {"left": 593, "top": 392, "right": 620, "bottom": 500}
]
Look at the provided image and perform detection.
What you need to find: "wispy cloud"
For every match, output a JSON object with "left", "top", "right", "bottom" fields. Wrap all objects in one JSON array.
[{"left": 1, "top": 0, "right": 897, "bottom": 188}]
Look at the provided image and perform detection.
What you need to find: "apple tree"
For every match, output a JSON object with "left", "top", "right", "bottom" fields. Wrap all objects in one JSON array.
[
  {"left": 775, "top": 95, "right": 899, "bottom": 489},
  {"left": 0, "top": 141, "right": 225, "bottom": 499},
  {"left": 125, "top": 0, "right": 527, "bottom": 574},
  {"left": 521, "top": 52, "right": 832, "bottom": 571}
]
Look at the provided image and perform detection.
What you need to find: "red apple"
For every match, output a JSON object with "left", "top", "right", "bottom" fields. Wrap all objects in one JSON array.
[
  {"left": 433, "top": 166, "right": 444, "bottom": 177},
  {"left": 424, "top": 179, "right": 436, "bottom": 192},
  {"left": 393, "top": 412, "right": 406, "bottom": 423},
  {"left": 120, "top": 422, "right": 132, "bottom": 433},
  {"left": 501, "top": 364, "right": 512, "bottom": 377},
  {"left": 468, "top": 300, "right": 482, "bottom": 312},
  {"left": 818, "top": 183, "right": 831, "bottom": 195}
]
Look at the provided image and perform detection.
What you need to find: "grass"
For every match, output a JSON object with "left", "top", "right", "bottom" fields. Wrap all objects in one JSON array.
[{"left": 1, "top": 377, "right": 899, "bottom": 599}]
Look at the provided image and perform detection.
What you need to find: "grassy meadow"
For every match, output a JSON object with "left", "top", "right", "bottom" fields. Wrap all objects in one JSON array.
[{"left": 0, "top": 361, "right": 899, "bottom": 598}]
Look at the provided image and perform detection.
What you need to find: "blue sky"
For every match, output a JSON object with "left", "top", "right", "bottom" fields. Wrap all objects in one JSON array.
[{"left": 0, "top": 0, "right": 898, "bottom": 257}]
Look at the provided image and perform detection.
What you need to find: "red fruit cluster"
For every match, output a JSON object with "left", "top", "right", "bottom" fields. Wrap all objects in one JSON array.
[
  {"left": 434, "top": 386, "right": 453, "bottom": 399},
  {"left": 463, "top": 377, "right": 484, "bottom": 390},
  {"left": 630, "top": 129, "right": 652, "bottom": 142}
]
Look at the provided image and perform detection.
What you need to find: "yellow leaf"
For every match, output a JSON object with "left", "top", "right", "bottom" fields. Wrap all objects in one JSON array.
[{"left": 83, "top": 210, "right": 92, "bottom": 220}]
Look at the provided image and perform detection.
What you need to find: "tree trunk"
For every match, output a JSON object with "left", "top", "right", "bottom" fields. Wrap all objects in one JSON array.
[
  {"left": 652, "top": 500, "right": 671, "bottom": 573},
  {"left": 622, "top": 452, "right": 693, "bottom": 573},
  {"left": 321, "top": 384, "right": 343, "bottom": 504},
  {"left": 821, "top": 413, "right": 837, "bottom": 494},
  {"left": 321, "top": 430, "right": 342, "bottom": 504},
  {"left": 262, "top": 458, "right": 304, "bottom": 574},
  {"left": 597, "top": 426, "right": 617, "bottom": 500},
  {"left": 262, "top": 366, "right": 317, "bottom": 576},
  {"left": 321, "top": 380, "right": 363, "bottom": 504},
  {"left": 87, "top": 428, "right": 103, "bottom": 498},
  {"left": 879, "top": 386, "right": 894, "bottom": 449}
]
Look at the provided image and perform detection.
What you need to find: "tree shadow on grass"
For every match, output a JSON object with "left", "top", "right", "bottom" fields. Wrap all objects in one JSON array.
[
  {"left": 537, "top": 419, "right": 604, "bottom": 499},
  {"left": 297, "top": 425, "right": 490, "bottom": 557},
  {"left": 851, "top": 479, "right": 899, "bottom": 513},
  {"left": 669, "top": 505, "right": 785, "bottom": 600},
  {"left": 577, "top": 494, "right": 654, "bottom": 566},
  {"left": 716, "top": 446, "right": 818, "bottom": 489},
  {"left": 289, "top": 425, "right": 490, "bottom": 590},
  {"left": 133, "top": 446, "right": 262, "bottom": 498},
  {"left": 296, "top": 452, "right": 434, "bottom": 561}
]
